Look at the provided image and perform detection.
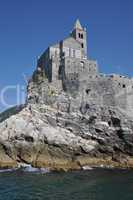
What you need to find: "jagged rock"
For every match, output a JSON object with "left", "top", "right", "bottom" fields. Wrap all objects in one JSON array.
[
  {"left": 0, "top": 95, "right": 133, "bottom": 171},
  {"left": 0, "top": 70, "right": 133, "bottom": 171}
]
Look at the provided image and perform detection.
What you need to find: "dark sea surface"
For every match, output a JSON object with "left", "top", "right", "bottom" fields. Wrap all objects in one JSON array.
[{"left": 0, "top": 168, "right": 133, "bottom": 200}]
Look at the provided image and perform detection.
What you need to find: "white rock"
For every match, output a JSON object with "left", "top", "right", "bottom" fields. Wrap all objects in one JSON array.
[{"left": 95, "top": 121, "right": 109, "bottom": 127}]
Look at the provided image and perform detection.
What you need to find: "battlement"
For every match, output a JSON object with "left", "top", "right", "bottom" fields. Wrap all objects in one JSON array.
[{"left": 98, "top": 74, "right": 133, "bottom": 89}]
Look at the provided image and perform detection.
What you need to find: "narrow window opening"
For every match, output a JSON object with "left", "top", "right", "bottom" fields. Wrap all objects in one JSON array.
[
  {"left": 73, "top": 50, "right": 76, "bottom": 57},
  {"left": 69, "top": 48, "right": 71, "bottom": 57},
  {"left": 81, "top": 34, "right": 83, "bottom": 39}
]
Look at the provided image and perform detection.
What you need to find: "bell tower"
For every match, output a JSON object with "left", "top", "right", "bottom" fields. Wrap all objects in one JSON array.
[{"left": 71, "top": 19, "right": 87, "bottom": 59}]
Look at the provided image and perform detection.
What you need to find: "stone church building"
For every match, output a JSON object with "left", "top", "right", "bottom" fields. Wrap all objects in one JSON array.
[
  {"left": 37, "top": 19, "right": 98, "bottom": 85},
  {"left": 35, "top": 19, "right": 133, "bottom": 115}
]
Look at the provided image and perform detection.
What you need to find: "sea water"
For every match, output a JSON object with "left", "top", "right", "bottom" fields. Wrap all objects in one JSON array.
[{"left": 0, "top": 168, "right": 132, "bottom": 200}]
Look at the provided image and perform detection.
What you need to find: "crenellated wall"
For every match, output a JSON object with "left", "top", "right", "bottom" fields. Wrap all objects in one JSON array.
[{"left": 77, "top": 74, "right": 133, "bottom": 112}]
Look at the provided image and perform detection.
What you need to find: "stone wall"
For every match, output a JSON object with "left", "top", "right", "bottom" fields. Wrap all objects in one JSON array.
[{"left": 78, "top": 75, "right": 133, "bottom": 114}]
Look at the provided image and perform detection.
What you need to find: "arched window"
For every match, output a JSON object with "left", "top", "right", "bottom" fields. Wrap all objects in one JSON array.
[
  {"left": 79, "top": 33, "right": 83, "bottom": 39},
  {"left": 81, "top": 34, "right": 83, "bottom": 39}
]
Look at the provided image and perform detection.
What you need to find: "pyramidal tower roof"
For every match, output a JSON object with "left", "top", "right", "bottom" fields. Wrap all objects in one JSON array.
[{"left": 74, "top": 19, "right": 83, "bottom": 30}]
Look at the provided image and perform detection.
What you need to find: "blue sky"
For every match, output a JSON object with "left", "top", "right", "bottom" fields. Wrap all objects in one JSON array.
[{"left": 0, "top": 0, "right": 133, "bottom": 112}]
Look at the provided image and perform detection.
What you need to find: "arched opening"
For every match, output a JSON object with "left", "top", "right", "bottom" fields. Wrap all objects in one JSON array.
[{"left": 80, "top": 61, "right": 84, "bottom": 68}]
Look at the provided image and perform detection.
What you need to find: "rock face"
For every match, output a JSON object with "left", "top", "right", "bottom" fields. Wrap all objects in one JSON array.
[{"left": 0, "top": 70, "right": 133, "bottom": 170}]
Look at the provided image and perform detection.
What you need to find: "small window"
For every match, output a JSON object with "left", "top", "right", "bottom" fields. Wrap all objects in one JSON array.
[
  {"left": 78, "top": 33, "right": 81, "bottom": 38},
  {"left": 123, "top": 84, "right": 126, "bottom": 88},
  {"left": 81, "top": 43, "right": 84, "bottom": 48},
  {"left": 86, "top": 89, "right": 91, "bottom": 94},
  {"left": 81, "top": 34, "right": 83, "bottom": 39},
  {"left": 80, "top": 61, "right": 84, "bottom": 67},
  {"left": 73, "top": 49, "right": 76, "bottom": 57}
]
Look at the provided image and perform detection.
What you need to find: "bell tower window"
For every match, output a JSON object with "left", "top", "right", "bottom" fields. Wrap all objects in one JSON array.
[
  {"left": 81, "top": 43, "right": 84, "bottom": 48},
  {"left": 81, "top": 34, "right": 83, "bottom": 39},
  {"left": 78, "top": 33, "right": 84, "bottom": 39}
]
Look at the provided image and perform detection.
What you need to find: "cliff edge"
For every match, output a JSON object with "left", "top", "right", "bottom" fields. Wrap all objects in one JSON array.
[{"left": 0, "top": 70, "right": 133, "bottom": 171}]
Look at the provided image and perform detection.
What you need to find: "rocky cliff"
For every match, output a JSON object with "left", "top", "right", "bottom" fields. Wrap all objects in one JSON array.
[{"left": 0, "top": 69, "right": 133, "bottom": 171}]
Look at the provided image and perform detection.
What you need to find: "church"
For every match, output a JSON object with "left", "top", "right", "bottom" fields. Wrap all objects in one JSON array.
[
  {"left": 31, "top": 19, "right": 133, "bottom": 115},
  {"left": 37, "top": 19, "right": 98, "bottom": 86}
]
